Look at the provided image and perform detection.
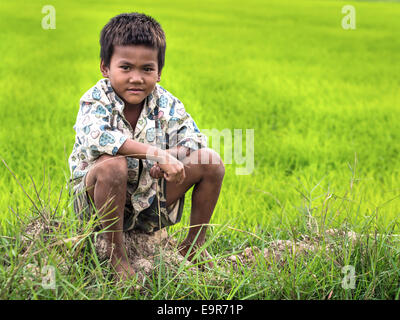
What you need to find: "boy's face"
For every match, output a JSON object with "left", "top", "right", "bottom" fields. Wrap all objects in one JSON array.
[{"left": 100, "top": 45, "right": 161, "bottom": 110}]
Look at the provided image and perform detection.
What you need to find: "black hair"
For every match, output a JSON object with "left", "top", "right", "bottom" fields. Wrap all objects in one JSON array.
[{"left": 100, "top": 12, "right": 166, "bottom": 72}]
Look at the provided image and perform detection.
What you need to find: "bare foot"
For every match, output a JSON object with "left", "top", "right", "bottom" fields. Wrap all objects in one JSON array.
[
  {"left": 111, "top": 257, "right": 147, "bottom": 291},
  {"left": 111, "top": 256, "right": 136, "bottom": 282},
  {"left": 178, "top": 240, "right": 214, "bottom": 269}
]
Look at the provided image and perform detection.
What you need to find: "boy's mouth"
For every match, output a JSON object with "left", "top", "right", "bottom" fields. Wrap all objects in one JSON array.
[{"left": 127, "top": 88, "right": 144, "bottom": 94}]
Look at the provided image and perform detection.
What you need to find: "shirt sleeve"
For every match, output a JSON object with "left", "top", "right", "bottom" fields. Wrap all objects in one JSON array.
[
  {"left": 167, "top": 100, "right": 208, "bottom": 151},
  {"left": 73, "top": 100, "right": 128, "bottom": 159}
]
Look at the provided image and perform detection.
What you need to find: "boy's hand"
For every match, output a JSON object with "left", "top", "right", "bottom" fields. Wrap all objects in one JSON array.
[
  {"left": 157, "top": 154, "right": 185, "bottom": 184},
  {"left": 150, "top": 162, "right": 164, "bottom": 179}
]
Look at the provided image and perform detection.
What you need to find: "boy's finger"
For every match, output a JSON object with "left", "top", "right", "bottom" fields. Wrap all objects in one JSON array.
[
  {"left": 156, "top": 167, "right": 164, "bottom": 177},
  {"left": 177, "top": 172, "right": 185, "bottom": 184},
  {"left": 164, "top": 173, "right": 178, "bottom": 183}
]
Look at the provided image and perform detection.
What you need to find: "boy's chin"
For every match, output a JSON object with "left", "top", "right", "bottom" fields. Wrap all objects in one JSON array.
[{"left": 123, "top": 96, "right": 146, "bottom": 108}]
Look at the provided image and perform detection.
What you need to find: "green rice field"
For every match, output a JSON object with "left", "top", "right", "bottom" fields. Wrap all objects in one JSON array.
[{"left": 1, "top": 0, "right": 400, "bottom": 300}]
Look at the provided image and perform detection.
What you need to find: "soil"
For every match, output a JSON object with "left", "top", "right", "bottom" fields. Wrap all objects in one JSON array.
[
  {"left": 21, "top": 218, "right": 361, "bottom": 280},
  {"left": 94, "top": 228, "right": 192, "bottom": 275},
  {"left": 227, "top": 228, "right": 359, "bottom": 269}
]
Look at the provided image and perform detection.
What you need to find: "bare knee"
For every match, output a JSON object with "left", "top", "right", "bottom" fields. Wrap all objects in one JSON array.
[
  {"left": 88, "top": 154, "right": 128, "bottom": 187},
  {"left": 193, "top": 148, "right": 225, "bottom": 181}
]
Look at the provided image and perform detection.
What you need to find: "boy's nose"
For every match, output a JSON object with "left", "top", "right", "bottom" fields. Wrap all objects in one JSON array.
[{"left": 129, "top": 71, "right": 144, "bottom": 83}]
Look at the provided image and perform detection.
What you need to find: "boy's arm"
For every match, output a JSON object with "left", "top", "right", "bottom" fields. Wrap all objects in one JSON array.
[
  {"left": 118, "top": 138, "right": 185, "bottom": 184},
  {"left": 166, "top": 145, "right": 191, "bottom": 160},
  {"left": 118, "top": 138, "right": 165, "bottom": 161},
  {"left": 167, "top": 100, "right": 208, "bottom": 157}
]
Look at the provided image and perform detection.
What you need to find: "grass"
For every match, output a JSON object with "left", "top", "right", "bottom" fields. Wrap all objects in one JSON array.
[
  {"left": 1, "top": 165, "right": 399, "bottom": 300},
  {"left": 1, "top": 0, "right": 400, "bottom": 299}
]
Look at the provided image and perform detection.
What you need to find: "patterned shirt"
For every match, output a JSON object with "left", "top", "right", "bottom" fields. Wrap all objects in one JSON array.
[{"left": 68, "top": 78, "right": 207, "bottom": 222}]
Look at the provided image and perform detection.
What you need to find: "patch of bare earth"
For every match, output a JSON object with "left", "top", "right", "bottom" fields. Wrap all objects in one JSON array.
[
  {"left": 21, "top": 218, "right": 361, "bottom": 279},
  {"left": 227, "top": 229, "right": 359, "bottom": 269},
  {"left": 21, "top": 218, "right": 192, "bottom": 277},
  {"left": 94, "top": 228, "right": 192, "bottom": 276}
]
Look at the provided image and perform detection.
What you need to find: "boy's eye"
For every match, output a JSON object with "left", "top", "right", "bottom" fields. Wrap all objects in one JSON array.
[
  {"left": 144, "top": 67, "right": 154, "bottom": 72},
  {"left": 120, "top": 65, "right": 130, "bottom": 70}
]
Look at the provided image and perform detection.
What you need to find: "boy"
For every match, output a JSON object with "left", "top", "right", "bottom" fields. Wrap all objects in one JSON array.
[{"left": 68, "top": 13, "right": 225, "bottom": 281}]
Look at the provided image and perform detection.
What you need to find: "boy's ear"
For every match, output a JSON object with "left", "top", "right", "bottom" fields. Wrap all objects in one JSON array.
[
  {"left": 100, "top": 60, "right": 109, "bottom": 78},
  {"left": 157, "top": 71, "right": 161, "bottom": 82}
]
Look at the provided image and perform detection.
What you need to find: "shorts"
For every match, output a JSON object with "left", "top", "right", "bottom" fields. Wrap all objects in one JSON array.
[{"left": 71, "top": 169, "right": 185, "bottom": 233}]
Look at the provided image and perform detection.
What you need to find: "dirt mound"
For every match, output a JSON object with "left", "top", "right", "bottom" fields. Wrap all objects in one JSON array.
[
  {"left": 21, "top": 218, "right": 193, "bottom": 276},
  {"left": 21, "top": 218, "right": 361, "bottom": 280},
  {"left": 228, "top": 228, "right": 360, "bottom": 268},
  {"left": 94, "top": 228, "right": 192, "bottom": 275}
]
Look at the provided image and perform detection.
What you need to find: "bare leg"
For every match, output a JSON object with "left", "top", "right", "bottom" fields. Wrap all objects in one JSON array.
[
  {"left": 165, "top": 148, "right": 225, "bottom": 267},
  {"left": 85, "top": 154, "right": 135, "bottom": 281}
]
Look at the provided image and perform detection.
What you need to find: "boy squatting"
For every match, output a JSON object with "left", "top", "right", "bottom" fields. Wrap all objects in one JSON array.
[{"left": 68, "top": 13, "right": 225, "bottom": 281}]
